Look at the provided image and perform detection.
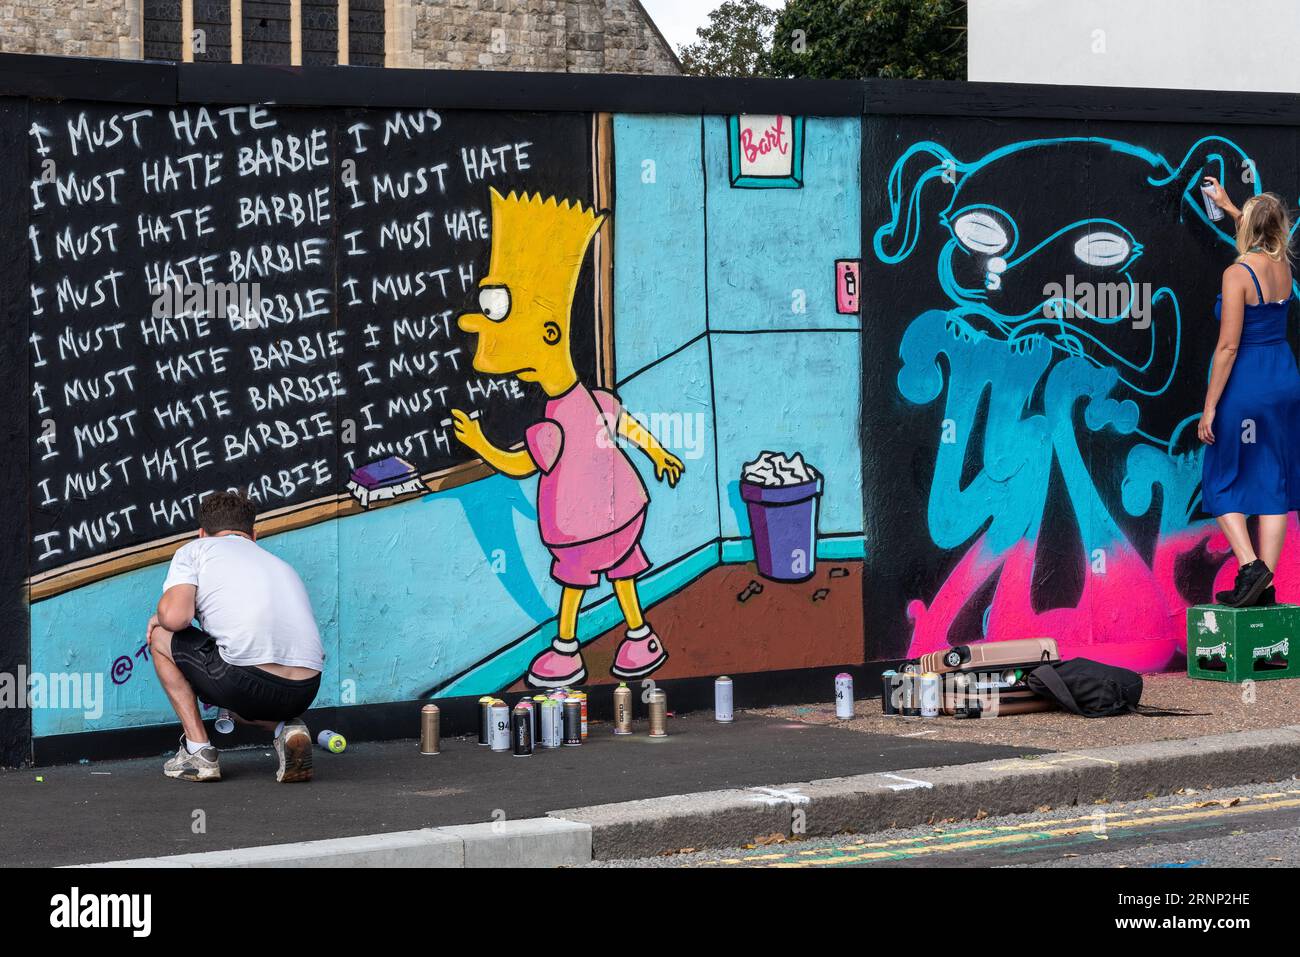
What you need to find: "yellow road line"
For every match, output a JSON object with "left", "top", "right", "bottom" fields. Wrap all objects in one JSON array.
[{"left": 759, "top": 795, "right": 1300, "bottom": 867}]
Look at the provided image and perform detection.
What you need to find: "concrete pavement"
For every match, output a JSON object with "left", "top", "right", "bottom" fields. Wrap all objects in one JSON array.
[
  {"left": 1, "top": 710, "right": 1039, "bottom": 867},
  {"left": 10, "top": 712, "right": 1300, "bottom": 868}
]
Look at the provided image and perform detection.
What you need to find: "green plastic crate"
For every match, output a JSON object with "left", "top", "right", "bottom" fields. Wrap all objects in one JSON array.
[{"left": 1186, "top": 604, "right": 1300, "bottom": 682}]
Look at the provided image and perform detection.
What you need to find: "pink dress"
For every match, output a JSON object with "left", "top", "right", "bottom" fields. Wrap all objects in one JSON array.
[{"left": 525, "top": 383, "right": 651, "bottom": 587}]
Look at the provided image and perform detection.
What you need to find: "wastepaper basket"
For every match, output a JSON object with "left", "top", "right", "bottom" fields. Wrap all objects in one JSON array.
[{"left": 741, "top": 462, "right": 823, "bottom": 582}]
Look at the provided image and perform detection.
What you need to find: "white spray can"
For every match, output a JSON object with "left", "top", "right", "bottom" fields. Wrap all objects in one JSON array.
[
  {"left": 1202, "top": 178, "right": 1225, "bottom": 222},
  {"left": 714, "top": 676, "right": 734, "bottom": 722},
  {"left": 835, "top": 672, "right": 855, "bottom": 720},
  {"left": 920, "top": 673, "right": 941, "bottom": 717},
  {"left": 214, "top": 708, "right": 235, "bottom": 735}
]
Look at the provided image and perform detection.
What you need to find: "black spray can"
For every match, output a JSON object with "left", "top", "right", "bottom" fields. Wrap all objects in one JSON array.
[
  {"left": 953, "top": 673, "right": 982, "bottom": 719},
  {"left": 563, "top": 699, "right": 583, "bottom": 747},
  {"left": 512, "top": 706, "right": 533, "bottom": 756},
  {"left": 900, "top": 672, "right": 921, "bottom": 716},
  {"left": 880, "top": 670, "right": 899, "bottom": 716}
]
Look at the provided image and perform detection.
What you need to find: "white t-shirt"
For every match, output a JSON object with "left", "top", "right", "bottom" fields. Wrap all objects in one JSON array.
[{"left": 162, "top": 535, "right": 325, "bottom": 671}]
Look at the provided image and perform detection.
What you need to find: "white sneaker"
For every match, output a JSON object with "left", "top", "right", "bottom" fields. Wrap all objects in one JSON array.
[
  {"left": 163, "top": 736, "right": 221, "bottom": 782},
  {"left": 274, "top": 719, "right": 313, "bottom": 783}
]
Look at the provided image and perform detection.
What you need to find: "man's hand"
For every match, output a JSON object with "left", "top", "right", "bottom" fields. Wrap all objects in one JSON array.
[
  {"left": 145, "top": 613, "right": 160, "bottom": 645},
  {"left": 650, "top": 447, "right": 685, "bottom": 487},
  {"left": 450, "top": 408, "right": 486, "bottom": 454}
]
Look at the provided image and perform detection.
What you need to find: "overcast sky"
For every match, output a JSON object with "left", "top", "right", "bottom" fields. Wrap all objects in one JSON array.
[{"left": 640, "top": 0, "right": 785, "bottom": 54}]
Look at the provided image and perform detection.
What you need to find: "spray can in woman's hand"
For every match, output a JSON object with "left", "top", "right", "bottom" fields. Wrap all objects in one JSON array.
[{"left": 1202, "top": 177, "right": 1226, "bottom": 222}]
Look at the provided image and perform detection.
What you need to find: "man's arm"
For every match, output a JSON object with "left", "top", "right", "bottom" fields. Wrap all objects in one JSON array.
[{"left": 156, "top": 584, "right": 197, "bottom": 633}]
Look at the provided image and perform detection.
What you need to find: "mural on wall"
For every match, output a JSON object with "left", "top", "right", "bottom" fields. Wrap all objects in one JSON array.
[
  {"left": 451, "top": 188, "right": 685, "bottom": 688},
  {"left": 862, "top": 119, "right": 1300, "bottom": 671},
  {"left": 12, "top": 97, "right": 865, "bottom": 749}
]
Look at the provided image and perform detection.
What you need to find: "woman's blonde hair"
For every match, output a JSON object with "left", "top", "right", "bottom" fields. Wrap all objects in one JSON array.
[{"left": 1236, "top": 192, "right": 1294, "bottom": 264}]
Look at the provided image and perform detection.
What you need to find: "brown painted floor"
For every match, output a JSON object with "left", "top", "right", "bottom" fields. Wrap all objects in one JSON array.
[{"left": 511, "top": 559, "right": 864, "bottom": 690}]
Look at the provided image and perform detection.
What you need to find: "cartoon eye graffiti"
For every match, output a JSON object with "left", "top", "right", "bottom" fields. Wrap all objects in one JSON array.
[
  {"left": 951, "top": 210, "right": 1009, "bottom": 254},
  {"left": 478, "top": 285, "right": 511, "bottom": 322},
  {"left": 1073, "top": 231, "right": 1131, "bottom": 267}
]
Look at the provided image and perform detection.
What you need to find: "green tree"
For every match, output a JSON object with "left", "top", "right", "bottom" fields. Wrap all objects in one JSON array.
[
  {"left": 767, "top": 0, "right": 967, "bottom": 81},
  {"left": 679, "top": 0, "right": 781, "bottom": 78}
]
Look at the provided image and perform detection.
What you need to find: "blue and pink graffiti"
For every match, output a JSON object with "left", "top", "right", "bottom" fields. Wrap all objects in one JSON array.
[{"left": 874, "top": 135, "right": 1300, "bottom": 670}]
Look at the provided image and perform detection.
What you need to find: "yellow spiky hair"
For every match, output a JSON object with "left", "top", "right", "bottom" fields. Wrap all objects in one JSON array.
[{"left": 484, "top": 189, "right": 607, "bottom": 308}]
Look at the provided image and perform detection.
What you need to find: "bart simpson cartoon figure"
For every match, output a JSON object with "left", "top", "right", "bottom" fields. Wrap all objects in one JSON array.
[{"left": 452, "top": 188, "right": 685, "bottom": 688}]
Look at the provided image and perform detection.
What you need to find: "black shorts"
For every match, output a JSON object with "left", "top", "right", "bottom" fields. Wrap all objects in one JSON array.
[{"left": 169, "top": 626, "right": 320, "bottom": 722}]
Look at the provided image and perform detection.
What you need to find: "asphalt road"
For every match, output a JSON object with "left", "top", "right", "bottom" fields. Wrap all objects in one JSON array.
[{"left": 592, "top": 779, "right": 1300, "bottom": 868}]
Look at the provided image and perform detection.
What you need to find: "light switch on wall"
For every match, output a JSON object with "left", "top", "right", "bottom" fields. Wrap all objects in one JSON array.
[{"left": 836, "top": 259, "right": 861, "bottom": 315}]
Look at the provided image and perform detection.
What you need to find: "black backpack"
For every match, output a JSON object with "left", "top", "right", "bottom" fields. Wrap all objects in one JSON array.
[{"left": 1027, "top": 658, "right": 1196, "bottom": 717}]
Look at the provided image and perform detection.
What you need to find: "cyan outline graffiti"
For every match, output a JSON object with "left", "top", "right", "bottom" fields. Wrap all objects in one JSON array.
[{"left": 872, "top": 134, "right": 1295, "bottom": 665}]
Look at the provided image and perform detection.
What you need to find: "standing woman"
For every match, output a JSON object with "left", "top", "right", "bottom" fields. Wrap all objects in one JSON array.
[{"left": 1199, "top": 179, "right": 1300, "bottom": 606}]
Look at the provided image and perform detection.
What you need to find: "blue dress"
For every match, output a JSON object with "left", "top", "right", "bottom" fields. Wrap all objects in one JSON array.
[{"left": 1202, "top": 261, "right": 1300, "bottom": 516}]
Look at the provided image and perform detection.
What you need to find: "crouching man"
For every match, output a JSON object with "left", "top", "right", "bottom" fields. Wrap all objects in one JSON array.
[{"left": 146, "top": 491, "right": 324, "bottom": 783}]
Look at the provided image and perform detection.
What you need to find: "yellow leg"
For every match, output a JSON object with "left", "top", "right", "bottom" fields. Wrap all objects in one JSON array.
[
  {"left": 558, "top": 586, "right": 585, "bottom": 641},
  {"left": 612, "top": 577, "right": 645, "bottom": 631}
]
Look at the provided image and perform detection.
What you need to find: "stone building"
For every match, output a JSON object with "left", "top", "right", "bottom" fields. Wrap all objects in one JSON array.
[{"left": 0, "top": 0, "right": 681, "bottom": 74}]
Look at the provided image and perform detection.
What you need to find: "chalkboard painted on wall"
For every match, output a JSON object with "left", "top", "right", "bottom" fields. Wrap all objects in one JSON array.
[{"left": 27, "top": 103, "right": 610, "bottom": 599}]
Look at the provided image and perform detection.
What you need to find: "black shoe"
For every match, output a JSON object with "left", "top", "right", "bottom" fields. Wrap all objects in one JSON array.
[
  {"left": 1255, "top": 586, "right": 1277, "bottom": 606},
  {"left": 1215, "top": 560, "right": 1274, "bottom": 607}
]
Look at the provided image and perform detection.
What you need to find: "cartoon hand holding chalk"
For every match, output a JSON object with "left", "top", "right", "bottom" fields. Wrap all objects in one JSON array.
[
  {"left": 453, "top": 188, "right": 681, "bottom": 689},
  {"left": 448, "top": 409, "right": 485, "bottom": 455}
]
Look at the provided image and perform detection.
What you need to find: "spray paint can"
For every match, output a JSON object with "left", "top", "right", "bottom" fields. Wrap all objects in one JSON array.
[
  {"left": 478, "top": 696, "right": 494, "bottom": 746},
  {"left": 613, "top": 682, "right": 633, "bottom": 735},
  {"left": 490, "top": 700, "right": 510, "bottom": 751},
  {"left": 953, "top": 673, "right": 982, "bottom": 719},
  {"left": 532, "top": 695, "right": 547, "bottom": 741},
  {"left": 317, "top": 730, "right": 347, "bottom": 753},
  {"left": 880, "top": 670, "right": 899, "bottom": 716},
  {"left": 563, "top": 699, "right": 582, "bottom": 746},
  {"left": 648, "top": 689, "right": 668, "bottom": 737},
  {"left": 214, "top": 708, "right": 235, "bottom": 735},
  {"left": 512, "top": 705, "right": 533, "bottom": 756},
  {"left": 572, "top": 691, "right": 588, "bottom": 739},
  {"left": 1202, "top": 178, "right": 1225, "bottom": 222},
  {"left": 900, "top": 673, "right": 920, "bottom": 716},
  {"left": 835, "top": 672, "right": 854, "bottom": 720},
  {"left": 540, "top": 699, "right": 561, "bottom": 747},
  {"left": 919, "top": 673, "right": 941, "bottom": 717},
  {"left": 715, "top": 676, "right": 734, "bottom": 723},
  {"left": 420, "top": 704, "right": 441, "bottom": 755},
  {"left": 518, "top": 699, "right": 535, "bottom": 746}
]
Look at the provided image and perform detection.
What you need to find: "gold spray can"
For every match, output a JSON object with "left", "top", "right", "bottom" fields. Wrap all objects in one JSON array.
[
  {"left": 420, "top": 703, "right": 441, "bottom": 755},
  {"left": 648, "top": 689, "right": 667, "bottom": 737},
  {"left": 613, "top": 682, "right": 633, "bottom": 734}
]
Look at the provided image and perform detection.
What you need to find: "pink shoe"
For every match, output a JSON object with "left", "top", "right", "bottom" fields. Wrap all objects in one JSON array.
[
  {"left": 526, "top": 639, "right": 587, "bottom": 689},
  {"left": 611, "top": 624, "right": 668, "bottom": 679}
]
